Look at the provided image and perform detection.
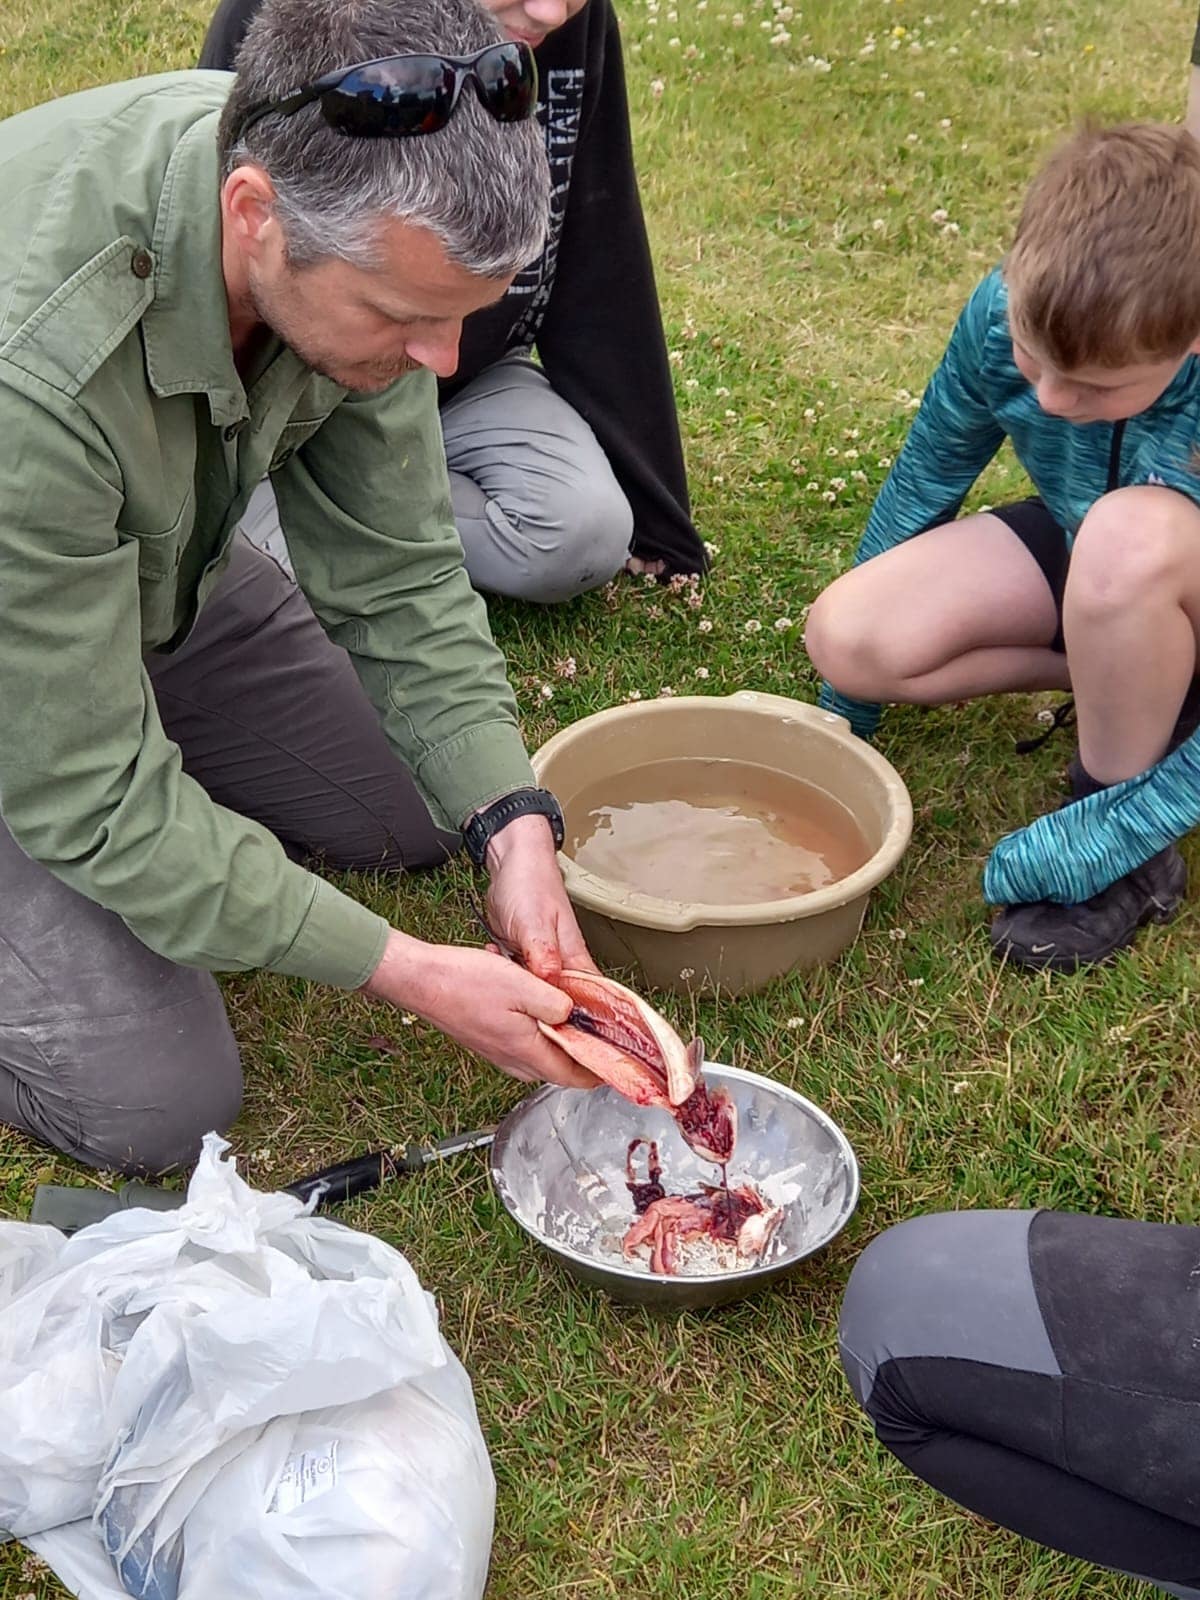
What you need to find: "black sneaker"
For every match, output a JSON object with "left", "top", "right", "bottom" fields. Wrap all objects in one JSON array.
[{"left": 989, "top": 847, "right": 1187, "bottom": 971}]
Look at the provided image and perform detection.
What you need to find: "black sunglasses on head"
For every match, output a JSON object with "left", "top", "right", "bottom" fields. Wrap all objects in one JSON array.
[{"left": 233, "top": 41, "right": 539, "bottom": 144}]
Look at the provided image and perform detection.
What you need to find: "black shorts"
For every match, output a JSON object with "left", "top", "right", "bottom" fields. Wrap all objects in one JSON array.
[{"left": 990, "top": 497, "right": 1070, "bottom": 652}]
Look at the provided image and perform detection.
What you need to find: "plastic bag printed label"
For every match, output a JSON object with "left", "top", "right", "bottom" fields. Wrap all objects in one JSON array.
[{"left": 268, "top": 1442, "right": 339, "bottom": 1517}]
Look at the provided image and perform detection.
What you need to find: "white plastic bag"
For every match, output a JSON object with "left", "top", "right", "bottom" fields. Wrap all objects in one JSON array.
[{"left": 2, "top": 1135, "right": 494, "bottom": 1600}]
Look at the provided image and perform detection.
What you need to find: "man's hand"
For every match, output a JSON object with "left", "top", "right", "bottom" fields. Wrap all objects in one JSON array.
[
  {"left": 363, "top": 930, "right": 596, "bottom": 1088},
  {"left": 483, "top": 813, "right": 598, "bottom": 984}
]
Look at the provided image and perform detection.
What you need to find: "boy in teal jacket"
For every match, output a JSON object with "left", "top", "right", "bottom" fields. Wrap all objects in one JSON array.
[{"left": 807, "top": 122, "right": 1200, "bottom": 969}]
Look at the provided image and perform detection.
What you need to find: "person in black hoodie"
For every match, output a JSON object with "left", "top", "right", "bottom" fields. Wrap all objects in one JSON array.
[{"left": 200, "top": 0, "right": 706, "bottom": 599}]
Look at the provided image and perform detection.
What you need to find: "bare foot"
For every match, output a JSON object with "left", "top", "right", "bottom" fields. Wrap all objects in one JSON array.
[{"left": 624, "top": 554, "right": 667, "bottom": 578}]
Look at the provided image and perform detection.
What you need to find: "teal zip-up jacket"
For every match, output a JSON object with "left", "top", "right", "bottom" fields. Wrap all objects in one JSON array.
[
  {"left": 821, "top": 267, "right": 1200, "bottom": 738},
  {"left": 818, "top": 267, "right": 1200, "bottom": 906}
]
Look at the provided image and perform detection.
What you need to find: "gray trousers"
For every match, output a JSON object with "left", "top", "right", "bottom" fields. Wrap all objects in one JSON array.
[
  {"left": 245, "top": 355, "right": 634, "bottom": 603},
  {"left": 840, "top": 1209, "right": 1200, "bottom": 1598},
  {"left": 0, "top": 537, "right": 455, "bottom": 1177}
]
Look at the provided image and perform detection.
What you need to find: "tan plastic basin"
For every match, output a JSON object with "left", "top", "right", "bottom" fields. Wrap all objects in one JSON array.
[{"left": 532, "top": 691, "right": 913, "bottom": 996}]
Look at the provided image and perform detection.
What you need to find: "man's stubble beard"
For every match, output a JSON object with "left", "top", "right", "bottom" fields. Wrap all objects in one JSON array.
[{"left": 247, "top": 272, "right": 419, "bottom": 393}]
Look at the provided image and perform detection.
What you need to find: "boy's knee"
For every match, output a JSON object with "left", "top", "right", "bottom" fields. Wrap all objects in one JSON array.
[
  {"left": 805, "top": 584, "right": 877, "bottom": 686},
  {"left": 1070, "top": 486, "right": 1200, "bottom": 613}
]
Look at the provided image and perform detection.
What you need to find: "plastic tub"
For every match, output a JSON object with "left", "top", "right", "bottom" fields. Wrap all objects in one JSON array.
[{"left": 532, "top": 691, "right": 912, "bottom": 995}]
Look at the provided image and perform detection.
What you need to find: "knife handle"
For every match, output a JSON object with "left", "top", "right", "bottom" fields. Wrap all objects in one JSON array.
[{"left": 284, "top": 1147, "right": 423, "bottom": 1209}]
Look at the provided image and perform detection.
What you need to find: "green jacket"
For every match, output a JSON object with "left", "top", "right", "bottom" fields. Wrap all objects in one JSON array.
[{"left": 0, "top": 72, "right": 536, "bottom": 989}]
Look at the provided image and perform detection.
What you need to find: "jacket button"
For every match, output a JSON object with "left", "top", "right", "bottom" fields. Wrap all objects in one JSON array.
[{"left": 130, "top": 249, "right": 154, "bottom": 280}]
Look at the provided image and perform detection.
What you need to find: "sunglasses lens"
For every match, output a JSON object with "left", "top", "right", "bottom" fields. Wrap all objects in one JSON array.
[
  {"left": 321, "top": 58, "right": 456, "bottom": 137},
  {"left": 473, "top": 43, "right": 539, "bottom": 123}
]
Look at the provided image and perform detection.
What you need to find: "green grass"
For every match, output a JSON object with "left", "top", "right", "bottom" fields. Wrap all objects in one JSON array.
[{"left": 2, "top": 0, "right": 1197, "bottom": 1595}]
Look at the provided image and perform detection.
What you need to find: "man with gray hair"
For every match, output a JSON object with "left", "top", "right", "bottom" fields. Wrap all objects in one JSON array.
[{"left": 0, "top": 0, "right": 600, "bottom": 1178}]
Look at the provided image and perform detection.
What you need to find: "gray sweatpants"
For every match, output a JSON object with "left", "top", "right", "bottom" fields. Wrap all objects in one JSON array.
[
  {"left": 244, "top": 355, "right": 635, "bottom": 603},
  {"left": 0, "top": 537, "right": 455, "bottom": 1177}
]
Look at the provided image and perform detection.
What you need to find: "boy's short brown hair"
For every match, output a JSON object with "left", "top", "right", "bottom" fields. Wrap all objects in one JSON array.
[{"left": 1005, "top": 122, "right": 1200, "bottom": 370}]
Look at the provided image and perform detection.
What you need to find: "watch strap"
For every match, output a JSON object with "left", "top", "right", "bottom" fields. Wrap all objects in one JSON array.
[{"left": 462, "top": 787, "right": 565, "bottom": 867}]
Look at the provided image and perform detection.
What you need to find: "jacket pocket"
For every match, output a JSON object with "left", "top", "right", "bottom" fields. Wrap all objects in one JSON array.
[{"left": 121, "top": 485, "right": 196, "bottom": 644}]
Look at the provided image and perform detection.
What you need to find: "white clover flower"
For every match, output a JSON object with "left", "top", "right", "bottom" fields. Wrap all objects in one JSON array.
[
  {"left": 785, "top": 1016, "right": 805, "bottom": 1028},
  {"left": 826, "top": 445, "right": 840, "bottom": 457},
  {"left": 694, "top": 665, "right": 711, "bottom": 678},
  {"left": 744, "top": 619, "right": 763, "bottom": 633},
  {"left": 805, "top": 480, "right": 820, "bottom": 491},
  {"left": 803, "top": 406, "right": 816, "bottom": 419},
  {"left": 625, "top": 689, "right": 643, "bottom": 701},
  {"left": 941, "top": 221, "right": 960, "bottom": 236},
  {"left": 668, "top": 348, "right": 683, "bottom": 364},
  {"left": 774, "top": 616, "right": 793, "bottom": 631},
  {"left": 540, "top": 684, "right": 554, "bottom": 700},
  {"left": 697, "top": 618, "right": 714, "bottom": 633},
  {"left": 821, "top": 489, "right": 837, "bottom": 502},
  {"left": 851, "top": 469, "right": 868, "bottom": 482},
  {"left": 930, "top": 207, "right": 949, "bottom": 223},
  {"left": 843, "top": 447, "right": 859, "bottom": 459},
  {"left": 871, "top": 217, "right": 886, "bottom": 231},
  {"left": 905, "top": 132, "right": 920, "bottom": 145},
  {"left": 888, "top": 927, "right": 907, "bottom": 941},
  {"left": 724, "top": 408, "right": 737, "bottom": 419},
  {"left": 770, "top": 31, "right": 791, "bottom": 44},
  {"left": 658, "top": 686, "right": 677, "bottom": 696},
  {"left": 830, "top": 476, "right": 847, "bottom": 490},
  {"left": 913, "top": 87, "right": 925, "bottom": 98},
  {"left": 939, "top": 117, "right": 952, "bottom": 128},
  {"left": 704, "top": 540, "right": 721, "bottom": 557},
  {"left": 878, "top": 454, "right": 893, "bottom": 467},
  {"left": 684, "top": 377, "right": 699, "bottom": 389},
  {"left": 651, "top": 77, "right": 666, "bottom": 97},
  {"left": 668, "top": 35, "right": 681, "bottom": 46},
  {"left": 731, "top": 11, "right": 744, "bottom": 23},
  {"left": 554, "top": 655, "right": 578, "bottom": 679}
]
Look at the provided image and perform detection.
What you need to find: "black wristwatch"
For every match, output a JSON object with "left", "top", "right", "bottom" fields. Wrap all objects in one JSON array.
[{"left": 462, "top": 787, "right": 566, "bottom": 868}]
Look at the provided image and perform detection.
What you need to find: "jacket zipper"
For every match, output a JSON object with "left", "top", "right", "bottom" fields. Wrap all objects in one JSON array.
[{"left": 1106, "top": 418, "right": 1126, "bottom": 493}]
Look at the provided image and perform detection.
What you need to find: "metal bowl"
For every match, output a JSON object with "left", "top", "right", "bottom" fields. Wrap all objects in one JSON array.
[{"left": 490, "top": 1062, "right": 860, "bottom": 1309}]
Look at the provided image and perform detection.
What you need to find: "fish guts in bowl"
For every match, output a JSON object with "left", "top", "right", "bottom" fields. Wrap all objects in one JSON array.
[{"left": 492, "top": 970, "right": 860, "bottom": 1307}]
